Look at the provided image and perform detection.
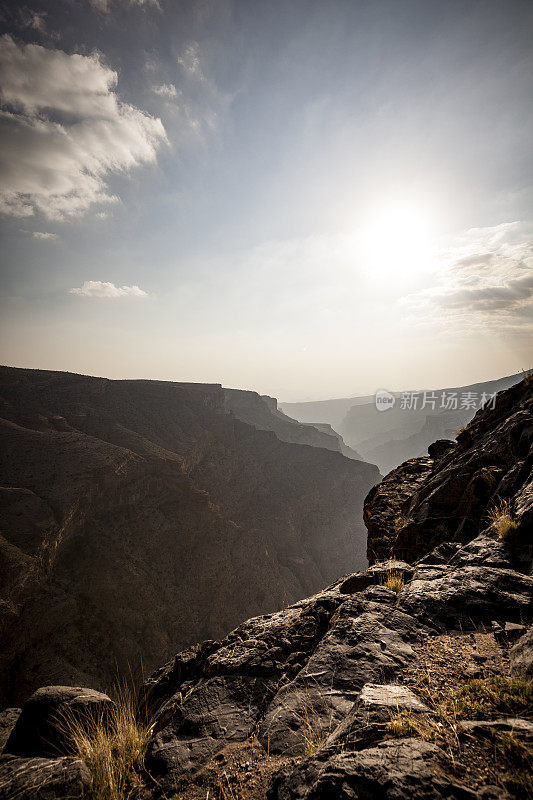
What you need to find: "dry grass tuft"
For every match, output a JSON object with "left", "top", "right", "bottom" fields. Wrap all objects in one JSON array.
[
  {"left": 58, "top": 686, "right": 149, "bottom": 800},
  {"left": 487, "top": 499, "right": 517, "bottom": 538},
  {"left": 521, "top": 368, "right": 533, "bottom": 386},
  {"left": 387, "top": 714, "right": 422, "bottom": 738},
  {"left": 456, "top": 675, "right": 533, "bottom": 719},
  {"left": 380, "top": 570, "right": 405, "bottom": 594}
]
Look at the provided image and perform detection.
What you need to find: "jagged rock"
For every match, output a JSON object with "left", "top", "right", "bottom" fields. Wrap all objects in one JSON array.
[
  {"left": 510, "top": 625, "right": 533, "bottom": 678},
  {"left": 269, "top": 739, "right": 476, "bottom": 800},
  {"left": 319, "top": 683, "right": 429, "bottom": 757},
  {"left": 256, "top": 601, "right": 421, "bottom": 756},
  {"left": 427, "top": 439, "right": 456, "bottom": 460},
  {"left": 459, "top": 717, "right": 533, "bottom": 741},
  {"left": 4, "top": 686, "right": 113, "bottom": 758},
  {"left": 365, "top": 380, "right": 533, "bottom": 567},
  {"left": 337, "top": 560, "right": 413, "bottom": 594},
  {"left": 447, "top": 534, "right": 513, "bottom": 569},
  {"left": 144, "top": 590, "right": 345, "bottom": 789},
  {"left": 0, "top": 709, "right": 20, "bottom": 753},
  {"left": 493, "top": 621, "right": 527, "bottom": 644},
  {"left": 399, "top": 566, "right": 533, "bottom": 629},
  {"left": 359, "top": 683, "right": 429, "bottom": 711},
  {"left": 416, "top": 541, "right": 462, "bottom": 565},
  {"left": 0, "top": 753, "right": 91, "bottom": 800},
  {"left": 364, "top": 456, "right": 433, "bottom": 563},
  {"left": 146, "top": 674, "right": 276, "bottom": 791}
]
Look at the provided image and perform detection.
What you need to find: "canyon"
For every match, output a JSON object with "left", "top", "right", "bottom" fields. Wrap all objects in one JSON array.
[
  {"left": 0, "top": 374, "right": 531, "bottom": 799},
  {"left": 0, "top": 366, "right": 378, "bottom": 706}
]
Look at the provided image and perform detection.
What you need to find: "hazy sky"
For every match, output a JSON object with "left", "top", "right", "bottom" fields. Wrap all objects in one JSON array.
[{"left": 1, "top": 0, "right": 532, "bottom": 400}]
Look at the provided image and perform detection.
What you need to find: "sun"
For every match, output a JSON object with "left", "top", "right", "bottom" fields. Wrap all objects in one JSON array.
[{"left": 359, "top": 200, "right": 435, "bottom": 284}]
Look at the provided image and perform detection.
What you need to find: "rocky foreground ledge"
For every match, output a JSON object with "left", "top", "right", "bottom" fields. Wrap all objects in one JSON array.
[{"left": 0, "top": 379, "right": 532, "bottom": 799}]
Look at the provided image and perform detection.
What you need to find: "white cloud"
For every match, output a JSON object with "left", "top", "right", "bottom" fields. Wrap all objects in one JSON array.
[
  {"left": 153, "top": 83, "right": 178, "bottom": 98},
  {"left": 32, "top": 231, "right": 57, "bottom": 240},
  {"left": 402, "top": 222, "right": 533, "bottom": 330},
  {"left": 70, "top": 280, "right": 149, "bottom": 297},
  {"left": 0, "top": 35, "right": 167, "bottom": 220}
]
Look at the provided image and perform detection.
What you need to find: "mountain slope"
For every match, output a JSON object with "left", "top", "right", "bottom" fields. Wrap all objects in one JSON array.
[{"left": 0, "top": 367, "right": 379, "bottom": 706}]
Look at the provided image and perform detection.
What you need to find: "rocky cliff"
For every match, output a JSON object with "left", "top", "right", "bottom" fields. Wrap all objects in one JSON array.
[
  {"left": 0, "top": 367, "right": 379, "bottom": 706},
  {"left": 1, "top": 375, "right": 531, "bottom": 800},
  {"left": 224, "top": 389, "right": 363, "bottom": 459},
  {"left": 364, "top": 377, "right": 533, "bottom": 567}
]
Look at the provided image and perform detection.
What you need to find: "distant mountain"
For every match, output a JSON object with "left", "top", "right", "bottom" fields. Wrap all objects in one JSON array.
[
  {"left": 281, "top": 394, "right": 375, "bottom": 430},
  {"left": 223, "top": 389, "right": 363, "bottom": 459},
  {"left": 282, "top": 373, "right": 524, "bottom": 475},
  {"left": 0, "top": 367, "right": 379, "bottom": 705}
]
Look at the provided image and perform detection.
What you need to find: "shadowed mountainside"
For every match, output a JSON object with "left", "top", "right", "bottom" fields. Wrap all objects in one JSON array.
[{"left": 0, "top": 367, "right": 379, "bottom": 706}]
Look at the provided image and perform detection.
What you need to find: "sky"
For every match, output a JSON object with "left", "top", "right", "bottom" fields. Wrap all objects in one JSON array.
[{"left": 0, "top": 0, "right": 532, "bottom": 401}]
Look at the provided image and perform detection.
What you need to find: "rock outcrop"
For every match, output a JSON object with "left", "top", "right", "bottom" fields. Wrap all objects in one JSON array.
[
  {"left": 0, "top": 367, "right": 379, "bottom": 705},
  {"left": 364, "top": 378, "right": 533, "bottom": 568}
]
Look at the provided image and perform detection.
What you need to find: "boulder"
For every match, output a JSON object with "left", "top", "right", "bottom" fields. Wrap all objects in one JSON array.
[
  {"left": 257, "top": 601, "right": 421, "bottom": 756},
  {"left": 0, "top": 709, "right": 20, "bottom": 753},
  {"left": 359, "top": 683, "right": 429, "bottom": 711},
  {"left": 0, "top": 753, "right": 91, "bottom": 800},
  {"left": 4, "top": 686, "right": 113, "bottom": 758},
  {"left": 459, "top": 717, "right": 533, "bottom": 741},
  {"left": 269, "top": 739, "right": 476, "bottom": 800},
  {"left": 399, "top": 566, "right": 533, "bottom": 629},
  {"left": 510, "top": 625, "right": 533, "bottom": 678},
  {"left": 321, "top": 683, "right": 429, "bottom": 755}
]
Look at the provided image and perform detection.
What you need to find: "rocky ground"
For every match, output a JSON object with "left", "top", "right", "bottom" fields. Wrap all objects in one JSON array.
[{"left": 0, "top": 378, "right": 531, "bottom": 799}]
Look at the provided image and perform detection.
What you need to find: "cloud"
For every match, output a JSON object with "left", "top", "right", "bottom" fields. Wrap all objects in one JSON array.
[
  {"left": 32, "top": 231, "right": 57, "bottom": 240},
  {"left": 90, "top": 0, "right": 160, "bottom": 12},
  {"left": 402, "top": 222, "right": 533, "bottom": 329},
  {"left": 0, "top": 35, "right": 167, "bottom": 220},
  {"left": 19, "top": 9, "right": 47, "bottom": 31},
  {"left": 153, "top": 83, "right": 178, "bottom": 98},
  {"left": 69, "top": 280, "right": 149, "bottom": 297}
]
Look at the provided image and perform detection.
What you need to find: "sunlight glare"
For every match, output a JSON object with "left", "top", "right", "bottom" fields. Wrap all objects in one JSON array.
[{"left": 359, "top": 200, "right": 435, "bottom": 284}]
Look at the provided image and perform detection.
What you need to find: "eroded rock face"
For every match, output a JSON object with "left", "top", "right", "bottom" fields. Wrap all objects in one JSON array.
[
  {"left": 0, "top": 367, "right": 379, "bottom": 705},
  {"left": 364, "top": 380, "right": 533, "bottom": 567},
  {"left": 272, "top": 739, "right": 477, "bottom": 800}
]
